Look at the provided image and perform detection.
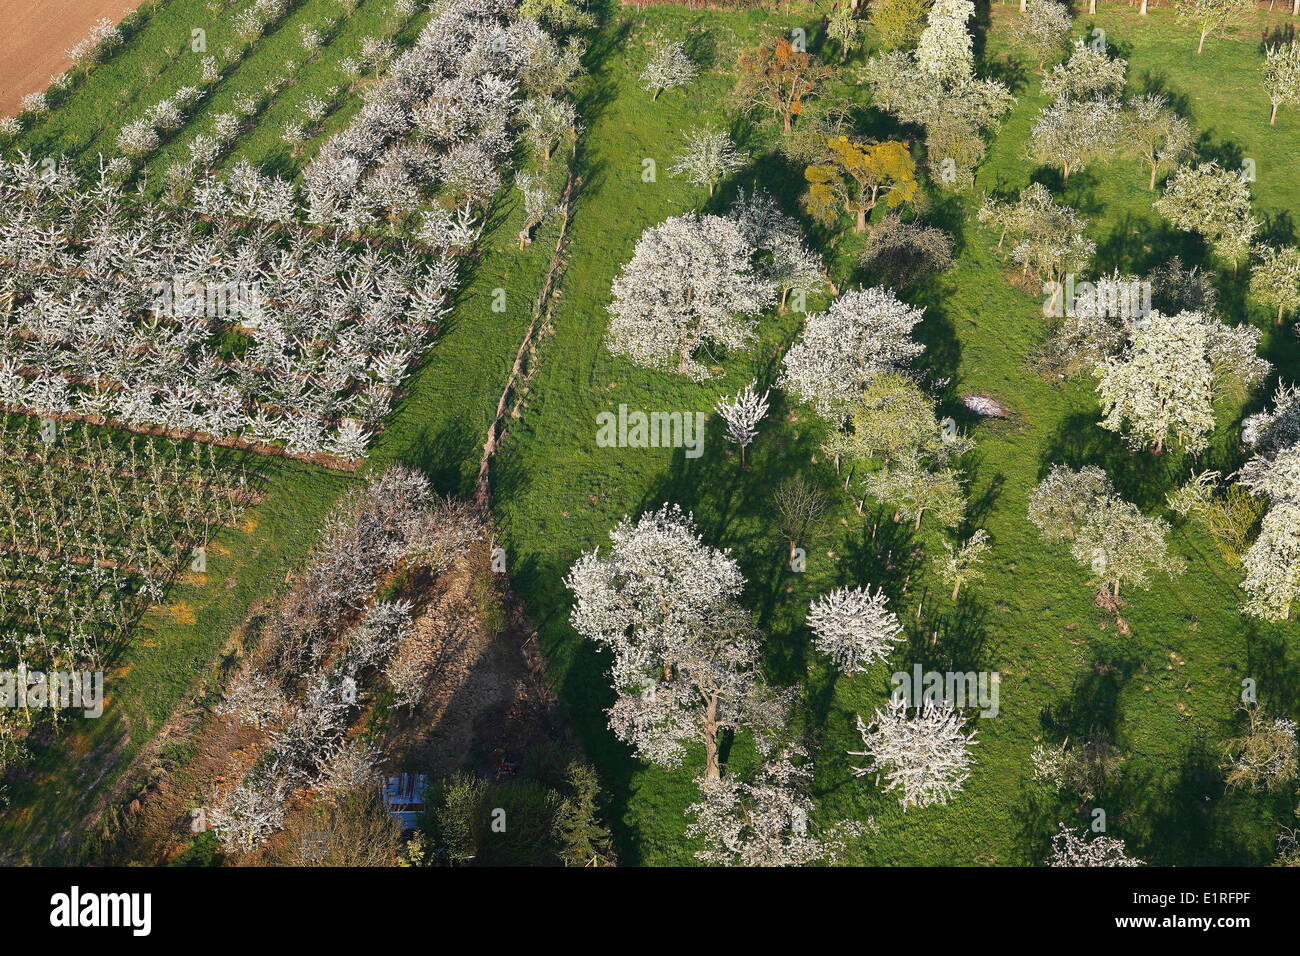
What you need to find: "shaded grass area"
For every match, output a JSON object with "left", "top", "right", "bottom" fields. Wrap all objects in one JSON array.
[{"left": 492, "top": 2, "right": 1300, "bottom": 865}]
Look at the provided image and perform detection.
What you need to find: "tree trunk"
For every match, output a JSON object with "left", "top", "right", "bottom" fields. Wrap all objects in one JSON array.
[
  {"left": 1197, "top": 30, "right": 1206, "bottom": 55},
  {"left": 1020, "top": 0, "right": 1027, "bottom": 10},
  {"left": 1089, "top": 0, "right": 1096, "bottom": 12},
  {"left": 1140, "top": 0, "right": 1147, "bottom": 14},
  {"left": 704, "top": 696, "right": 720, "bottom": 781},
  {"left": 1271, "top": 102, "right": 1279, "bottom": 125},
  {"left": 1149, "top": 162, "right": 1158, "bottom": 191},
  {"left": 1279, "top": 302, "right": 1286, "bottom": 325},
  {"left": 783, "top": 111, "right": 792, "bottom": 134},
  {"left": 855, "top": 207, "right": 867, "bottom": 232},
  {"left": 952, "top": 580, "right": 961, "bottom": 601}
]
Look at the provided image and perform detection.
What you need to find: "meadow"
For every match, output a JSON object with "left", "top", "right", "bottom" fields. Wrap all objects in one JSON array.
[{"left": 491, "top": 2, "right": 1300, "bottom": 864}]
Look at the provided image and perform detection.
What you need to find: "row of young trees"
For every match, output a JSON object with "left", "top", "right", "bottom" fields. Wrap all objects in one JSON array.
[
  {"left": 0, "top": 417, "right": 250, "bottom": 778},
  {"left": 0, "top": 417, "right": 251, "bottom": 668},
  {"left": 0, "top": 16, "right": 124, "bottom": 140},
  {"left": 0, "top": 152, "right": 463, "bottom": 460}
]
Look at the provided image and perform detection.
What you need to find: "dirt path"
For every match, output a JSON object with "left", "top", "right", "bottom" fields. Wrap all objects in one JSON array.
[
  {"left": 0, "top": 0, "right": 139, "bottom": 117},
  {"left": 475, "top": 173, "right": 577, "bottom": 506}
]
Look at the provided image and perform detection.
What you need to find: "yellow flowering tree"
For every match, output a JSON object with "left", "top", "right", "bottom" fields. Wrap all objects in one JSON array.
[{"left": 803, "top": 137, "right": 919, "bottom": 233}]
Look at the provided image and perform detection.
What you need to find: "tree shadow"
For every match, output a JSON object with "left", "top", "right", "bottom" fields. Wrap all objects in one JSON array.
[{"left": 1039, "top": 410, "right": 1188, "bottom": 511}]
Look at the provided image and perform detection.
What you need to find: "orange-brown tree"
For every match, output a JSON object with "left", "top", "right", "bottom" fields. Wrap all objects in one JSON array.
[{"left": 735, "top": 38, "right": 834, "bottom": 134}]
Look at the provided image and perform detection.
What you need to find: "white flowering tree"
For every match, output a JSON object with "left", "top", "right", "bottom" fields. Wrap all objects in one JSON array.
[
  {"left": 850, "top": 697, "right": 977, "bottom": 810},
  {"left": 1029, "top": 465, "right": 1183, "bottom": 601},
  {"left": 218, "top": 667, "right": 289, "bottom": 730},
  {"left": 66, "top": 17, "right": 124, "bottom": 70},
  {"left": 669, "top": 127, "right": 748, "bottom": 197},
  {"left": 1048, "top": 824, "right": 1143, "bottom": 866},
  {"left": 1240, "top": 502, "right": 1300, "bottom": 621},
  {"left": 518, "top": 94, "right": 579, "bottom": 168},
  {"left": 1040, "top": 40, "right": 1127, "bottom": 102},
  {"left": 514, "top": 170, "right": 555, "bottom": 248},
  {"left": 933, "top": 528, "right": 990, "bottom": 600},
  {"left": 1263, "top": 41, "right": 1300, "bottom": 125},
  {"left": 567, "top": 505, "right": 786, "bottom": 778},
  {"left": 1243, "top": 381, "right": 1300, "bottom": 455},
  {"left": 566, "top": 504, "right": 743, "bottom": 683},
  {"left": 807, "top": 585, "right": 905, "bottom": 675},
  {"left": 640, "top": 37, "right": 697, "bottom": 101},
  {"left": 1250, "top": 245, "right": 1300, "bottom": 325},
  {"left": 1069, "top": 495, "right": 1185, "bottom": 602},
  {"left": 778, "top": 287, "right": 925, "bottom": 424},
  {"left": 863, "top": 0, "right": 1014, "bottom": 188},
  {"left": 916, "top": 0, "right": 975, "bottom": 84},
  {"left": 1122, "top": 94, "right": 1194, "bottom": 191},
  {"left": 1222, "top": 704, "right": 1299, "bottom": 790},
  {"left": 978, "top": 184, "right": 1094, "bottom": 301},
  {"left": 715, "top": 379, "right": 771, "bottom": 465},
  {"left": 605, "top": 600, "right": 789, "bottom": 781},
  {"left": 1027, "top": 464, "right": 1113, "bottom": 541},
  {"left": 1174, "top": 0, "right": 1254, "bottom": 56},
  {"left": 1010, "top": 0, "right": 1072, "bottom": 74},
  {"left": 605, "top": 213, "right": 776, "bottom": 380},
  {"left": 1095, "top": 310, "right": 1268, "bottom": 454},
  {"left": 1156, "top": 162, "right": 1260, "bottom": 273},
  {"left": 1029, "top": 96, "right": 1120, "bottom": 182},
  {"left": 729, "top": 188, "right": 826, "bottom": 311},
  {"left": 209, "top": 771, "right": 289, "bottom": 853},
  {"left": 686, "top": 747, "right": 862, "bottom": 865}
]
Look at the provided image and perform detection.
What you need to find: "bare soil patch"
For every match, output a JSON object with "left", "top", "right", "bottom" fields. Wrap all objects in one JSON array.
[{"left": 0, "top": 0, "right": 140, "bottom": 117}]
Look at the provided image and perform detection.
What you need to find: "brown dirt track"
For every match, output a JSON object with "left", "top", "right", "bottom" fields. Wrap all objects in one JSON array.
[{"left": 0, "top": 0, "right": 139, "bottom": 117}]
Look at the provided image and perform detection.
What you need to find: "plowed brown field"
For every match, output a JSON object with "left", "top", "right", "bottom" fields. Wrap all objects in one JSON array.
[{"left": 0, "top": 0, "right": 139, "bottom": 117}]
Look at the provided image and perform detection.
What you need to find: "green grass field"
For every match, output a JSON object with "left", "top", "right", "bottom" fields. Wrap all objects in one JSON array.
[{"left": 2, "top": 0, "right": 1299, "bottom": 865}]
